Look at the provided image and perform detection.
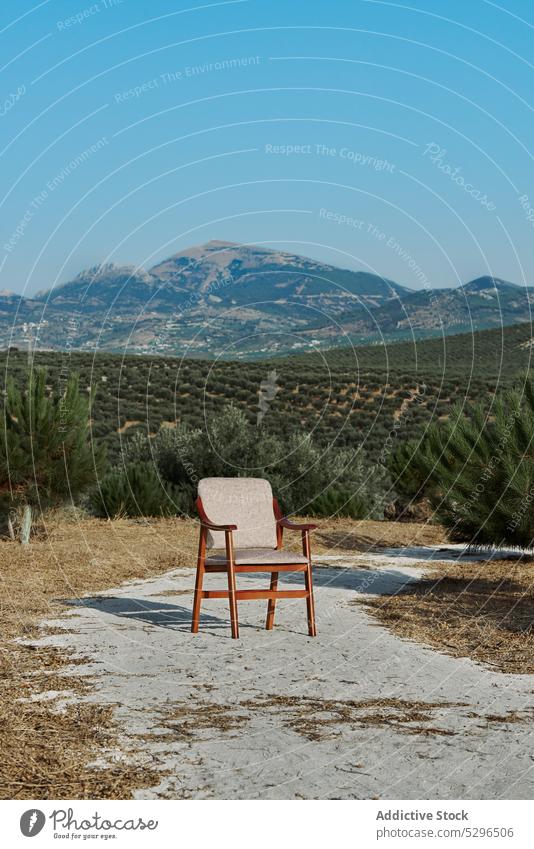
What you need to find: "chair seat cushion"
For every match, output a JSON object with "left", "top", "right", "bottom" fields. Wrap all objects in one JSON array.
[{"left": 206, "top": 548, "right": 308, "bottom": 566}]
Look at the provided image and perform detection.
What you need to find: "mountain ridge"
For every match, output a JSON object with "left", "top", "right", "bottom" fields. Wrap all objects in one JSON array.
[{"left": 1, "top": 241, "right": 532, "bottom": 358}]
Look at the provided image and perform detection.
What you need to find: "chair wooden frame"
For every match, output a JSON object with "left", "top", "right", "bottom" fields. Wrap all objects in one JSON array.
[{"left": 191, "top": 496, "right": 317, "bottom": 639}]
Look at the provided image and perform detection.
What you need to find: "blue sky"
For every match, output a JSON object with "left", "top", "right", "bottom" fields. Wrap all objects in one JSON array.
[{"left": 1, "top": 0, "right": 533, "bottom": 295}]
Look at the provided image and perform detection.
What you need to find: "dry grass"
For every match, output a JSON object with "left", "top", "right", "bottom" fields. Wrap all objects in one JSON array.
[
  {"left": 156, "top": 695, "right": 465, "bottom": 743},
  {"left": 241, "top": 694, "right": 463, "bottom": 741},
  {"left": 158, "top": 693, "right": 533, "bottom": 744},
  {"left": 0, "top": 516, "right": 197, "bottom": 799},
  {"left": 359, "top": 559, "right": 534, "bottom": 674},
  {"left": 0, "top": 692, "right": 163, "bottom": 799},
  {"left": 157, "top": 703, "right": 249, "bottom": 740},
  {"left": 289, "top": 517, "right": 446, "bottom": 556}
]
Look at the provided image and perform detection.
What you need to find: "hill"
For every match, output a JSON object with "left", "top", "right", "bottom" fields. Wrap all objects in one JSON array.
[
  {"left": 2, "top": 320, "right": 531, "bottom": 462},
  {"left": 0, "top": 241, "right": 532, "bottom": 358}
]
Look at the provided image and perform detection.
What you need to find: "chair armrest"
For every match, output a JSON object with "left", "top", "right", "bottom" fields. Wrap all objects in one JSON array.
[
  {"left": 200, "top": 520, "right": 237, "bottom": 532},
  {"left": 279, "top": 518, "right": 318, "bottom": 531}
]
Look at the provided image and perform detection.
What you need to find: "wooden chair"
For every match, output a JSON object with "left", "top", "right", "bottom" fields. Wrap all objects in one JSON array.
[{"left": 191, "top": 477, "right": 317, "bottom": 639}]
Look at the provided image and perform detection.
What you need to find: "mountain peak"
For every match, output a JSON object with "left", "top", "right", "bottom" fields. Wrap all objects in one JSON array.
[
  {"left": 204, "top": 239, "right": 240, "bottom": 249},
  {"left": 149, "top": 241, "right": 341, "bottom": 284},
  {"left": 462, "top": 276, "right": 519, "bottom": 293}
]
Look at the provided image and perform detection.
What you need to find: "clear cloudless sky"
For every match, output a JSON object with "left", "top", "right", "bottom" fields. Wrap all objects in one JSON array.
[{"left": 1, "top": 0, "right": 533, "bottom": 295}]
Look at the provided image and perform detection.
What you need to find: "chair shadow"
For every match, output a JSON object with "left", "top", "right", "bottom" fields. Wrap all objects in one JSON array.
[
  {"left": 62, "top": 595, "right": 236, "bottom": 633},
  {"left": 245, "top": 565, "right": 420, "bottom": 595},
  {"left": 318, "top": 535, "right": 534, "bottom": 564},
  {"left": 316, "top": 530, "right": 389, "bottom": 553},
  {"left": 60, "top": 565, "right": 422, "bottom": 639}
]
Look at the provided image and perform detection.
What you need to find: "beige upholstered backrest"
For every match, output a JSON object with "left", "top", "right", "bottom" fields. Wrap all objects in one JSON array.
[{"left": 198, "top": 477, "right": 277, "bottom": 550}]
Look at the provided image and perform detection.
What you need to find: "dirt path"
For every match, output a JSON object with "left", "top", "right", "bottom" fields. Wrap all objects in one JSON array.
[{"left": 34, "top": 546, "right": 534, "bottom": 800}]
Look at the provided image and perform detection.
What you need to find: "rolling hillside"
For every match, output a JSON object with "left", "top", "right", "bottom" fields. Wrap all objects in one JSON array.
[{"left": 2, "top": 320, "right": 531, "bottom": 462}]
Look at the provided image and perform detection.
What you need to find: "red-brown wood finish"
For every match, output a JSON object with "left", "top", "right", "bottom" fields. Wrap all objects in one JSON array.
[{"left": 191, "top": 495, "right": 317, "bottom": 639}]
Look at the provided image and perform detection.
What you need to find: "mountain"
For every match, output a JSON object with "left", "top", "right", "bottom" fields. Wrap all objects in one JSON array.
[
  {"left": 149, "top": 240, "right": 408, "bottom": 302},
  {"left": 461, "top": 275, "right": 521, "bottom": 293},
  {"left": 1, "top": 241, "right": 532, "bottom": 357},
  {"left": 36, "top": 263, "right": 157, "bottom": 312},
  {"left": 318, "top": 275, "right": 534, "bottom": 344}
]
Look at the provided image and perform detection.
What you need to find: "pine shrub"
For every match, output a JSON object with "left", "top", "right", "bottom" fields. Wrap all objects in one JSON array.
[
  {"left": 90, "top": 461, "right": 187, "bottom": 518},
  {"left": 308, "top": 488, "right": 367, "bottom": 519},
  {"left": 389, "top": 378, "right": 534, "bottom": 548},
  {"left": 0, "top": 368, "right": 105, "bottom": 538}
]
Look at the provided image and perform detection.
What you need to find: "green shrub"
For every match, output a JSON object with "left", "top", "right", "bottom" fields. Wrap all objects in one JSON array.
[
  {"left": 116, "top": 405, "right": 389, "bottom": 519},
  {"left": 388, "top": 438, "right": 427, "bottom": 503},
  {"left": 390, "top": 378, "right": 534, "bottom": 548},
  {"left": 0, "top": 368, "right": 105, "bottom": 540},
  {"left": 308, "top": 488, "right": 367, "bottom": 518},
  {"left": 90, "top": 461, "right": 187, "bottom": 518}
]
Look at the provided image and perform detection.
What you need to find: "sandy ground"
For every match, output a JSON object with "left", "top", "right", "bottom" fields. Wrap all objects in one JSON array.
[{"left": 33, "top": 545, "right": 534, "bottom": 800}]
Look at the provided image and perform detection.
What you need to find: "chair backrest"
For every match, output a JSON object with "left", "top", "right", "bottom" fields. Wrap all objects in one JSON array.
[{"left": 198, "top": 477, "right": 277, "bottom": 550}]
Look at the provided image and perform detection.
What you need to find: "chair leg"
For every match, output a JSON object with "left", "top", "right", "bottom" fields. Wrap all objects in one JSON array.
[
  {"left": 192, "top": 528, "right": 207, "bottom": 634},
  {"left": 227, "top": 562, "right": 239, "bottom": 639},
  {"left": 265, "top": 571, "right": 279, "bottom": 630},
  {"left": 304, "top": 562, "right": 317, "bottom": 637},
  {"left": 191, "top": 562, "right": 204, "bottom": 633},
  {"left": 224, "top": 528, "right": 239, "bottom": 639}
]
